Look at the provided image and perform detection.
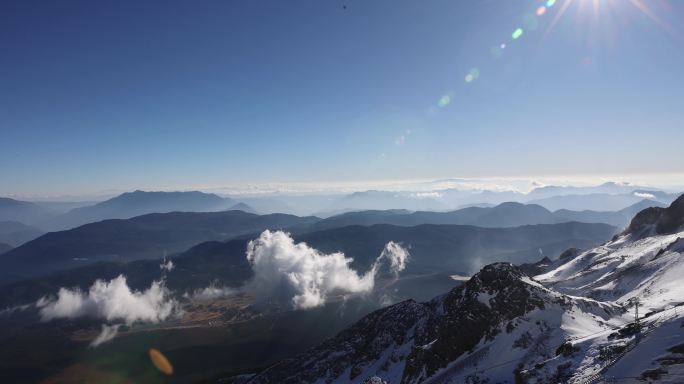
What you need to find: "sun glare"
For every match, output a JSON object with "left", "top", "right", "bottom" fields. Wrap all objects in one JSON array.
[{"left": 547, "top": 0, "right": 673, "bottom": 39}]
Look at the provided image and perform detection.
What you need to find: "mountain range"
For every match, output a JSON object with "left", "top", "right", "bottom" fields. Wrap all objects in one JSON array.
[
  {"left": 4, "top": 194, "right": 657, "bottom": 285},
  {"left": 0, "top": 210, "right": 316, "bottom": 282},
  {"left": 0, "top": 192, "right": 681, "bottom": 383},
  {"left": 244, "top": 193, "right": 684, "bottom": 383},
  {"left": 43, "top": 190, "right": 245, "bottom": 230},
  {"left": 312, "top": 199, "right": 664, "bottom": 231},
  {"left": 0, "top": 219, "right": 618, "bottom": 310},
  {"left": 1, "top": 183, "right": 678, "bottom": 231}
]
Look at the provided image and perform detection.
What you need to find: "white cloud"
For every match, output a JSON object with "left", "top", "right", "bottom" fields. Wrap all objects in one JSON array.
[
  {"left": 245, "top": 230, "right": 409, "bottom": 309},
  {"left": 160, "top": 259, "right": 174, "bottom": 272},
  {"left": 380, "top": 241, "right": 409, "bottom": 278},
  {"left": 187, "top": 283, "right": 237, "bottom": 301},
  {"left": 37, "top": 275, "right": 180, "bottom": 325},
  {"left": 410, "top": 191, "right": 444, "bottom": 199},
  {"left": 90, "top": 324, "right": 120, "bottom": 347},
  {"left": 634, "top": 191, "right": 656, "bottom": 199}
]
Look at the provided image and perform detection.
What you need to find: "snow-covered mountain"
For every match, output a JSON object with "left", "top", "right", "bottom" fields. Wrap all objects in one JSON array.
[{"left": 245, "top": 194, "right": 684, "bottom": 383}]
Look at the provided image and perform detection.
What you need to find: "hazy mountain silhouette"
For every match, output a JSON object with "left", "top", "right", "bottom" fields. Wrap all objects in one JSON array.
[
  {"left": 326, "top": 190, "right": 448, "bottom": 212},
  {"left": 46, "top": 190, "right": 237, "bottom": 230},
  {"left": 313, "top": 200, "right": 663, "bottom": 231},
  {"left": 296, "top": 222, "right": 616, "bottom": 274},
  {"left": 553, "top": 199, "right": 666, "bottom": 228},
  {"left": 0, "top": 210, "right": 318, "bottom": 282},
  {"left": 0, "top": 197, "right": 57, "bottom": 225},
  {"left": 0, "top": 221, "right": 616, "bottom": 309},
  {"left": 525, "top": 181, "right": 655, "bottom": 199},
  {"left": 228, "top": 202, "right": 258, "bottom": 214},
  {"left": 0, "top": 221, "right": 44, "bottom": 247},
  {"left": 527, "top": 192, "right": 671, "bottom": 211}
]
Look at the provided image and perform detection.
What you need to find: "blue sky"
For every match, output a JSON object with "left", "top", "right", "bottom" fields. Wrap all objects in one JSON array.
[{"left": 2, "top": 0, "right": 684, "bottom": 196}]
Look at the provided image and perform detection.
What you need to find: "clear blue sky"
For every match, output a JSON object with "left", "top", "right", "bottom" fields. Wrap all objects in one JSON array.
[{"left": 2, "top": 0, "right": 684, "bottom": 196}]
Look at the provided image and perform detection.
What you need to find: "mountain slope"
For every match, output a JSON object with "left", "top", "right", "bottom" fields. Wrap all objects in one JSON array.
[
  {"left": 248, "top": 263, "right": 621, "bottom": 384},
  {"left": 0, "top": 242, "right": 12, "bottom": 254},
  {"left": 538, "top": 193, "right": 684, "bottom": 308}
]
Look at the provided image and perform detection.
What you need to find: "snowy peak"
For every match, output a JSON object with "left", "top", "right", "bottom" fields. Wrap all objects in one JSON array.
[
  {"left": 537, "top": 228, "right": 684, "bottom": 311},
  {"left": 402, "top": 263, "right": 551, "bottom": 383},
  {"left": 248, "top": 263, "right": 604, "bottom": 384}
]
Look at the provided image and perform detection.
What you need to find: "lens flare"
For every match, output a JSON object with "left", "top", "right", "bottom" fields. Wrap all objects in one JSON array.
[
  {"left": 490, "top": 45, "right": 503, "bottom": 58},
  {"left": 523, "top": 14, "right": 539, "bottom": 31},
  {"left": 428, "top": 0, "right": 671, "bottom": 120},
  {"left": 465, "top": 68, "right": 480, "bottom": 83},
  {"left": 545, "top": 0, "right": 673, "bottom": 40},
  {"left": 512, "top": 28, "right": 523, "bottom": 39},
  {"left": 149, "top": 348, "right": 174, "bottom": 376},
  {"left": 438, "top": 95, "right": 451, "bottom": 107}
]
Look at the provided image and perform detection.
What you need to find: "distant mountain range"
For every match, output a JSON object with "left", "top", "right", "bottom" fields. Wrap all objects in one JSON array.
[
  {"left": 4, "top": 194, "right": 660, "bottom": 284},
  {"left": 0, "top": 210, "right": 316, "bottom": 282},
  {"left": 322, "top": 190, "right": 448, "bottom": 213},
  {"left": 0, "top": 191, "right": 258, "bottom": 231},
  {"left": 312, "top": 199, "right": 665, "bottom": 231},
  {"left": 0, "top": 197, "right": 57, "bottom": 225},
  {"left": 44, "top": 190, "right": 244, "bottom": 230},
  {"left": 309, "top": 182, "right": 678, "bottom": 215},
  {"left": 0, "top": 220, "right": 617, "bottom": 310},
  {"left": 524, "top": 181, "right": 658, "bottom": 199},
  {"left": 1, "top": 189, "right": 679, "bottom": 383},
  {"left": 296, "top": 222, "right": 616, "bottom": 274},
  {"left": 0, "top": 221, "right": 44, "bottom": 247},
  {"left": 1, "top": 183, "right": 678, "bottom": 229}
]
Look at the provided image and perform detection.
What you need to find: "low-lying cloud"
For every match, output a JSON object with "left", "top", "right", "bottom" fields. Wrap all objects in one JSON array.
[
  {"left": 90, "top": 324, "right": 120, "bottom": 347},
  {"left": 245, "top": 230, "right": 409, "bottom": 309},
  {"left": 36, "top": 275, "right": 180, "bottom": 346},
  {"left": 37, "top": 275, "right": 180, "bottom": 324},
  {"left": 186, "top": 282, "right": 237, "bottom": 301},
  {"left": 160, "top": 259, "right": 174, "bottom": 272},
  {"left": 634, "top": 191, "right": 656, "bottom": 199}
]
